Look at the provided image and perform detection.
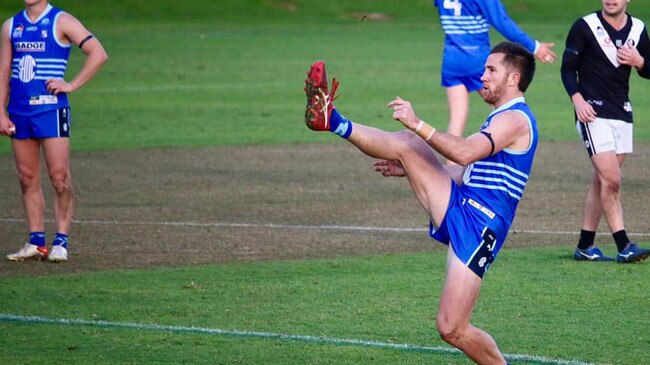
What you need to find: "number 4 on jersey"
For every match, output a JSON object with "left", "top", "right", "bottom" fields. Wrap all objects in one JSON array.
[{"left": 444, "top": 0, "right": 462, "bottom": 16}]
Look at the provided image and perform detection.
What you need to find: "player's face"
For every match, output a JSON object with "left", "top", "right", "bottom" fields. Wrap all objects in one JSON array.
[
  {"left": 601, "top": 0, "right": 628, "bottom": 17},
  {"left": 480, "top": 53, "right": 510, "bottom": 106},
  {"left": 24, "top": 0, "right": 48, "bottom": 7}
]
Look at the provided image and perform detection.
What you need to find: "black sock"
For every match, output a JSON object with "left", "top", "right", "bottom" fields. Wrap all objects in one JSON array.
[
  {"left": 577, "top": 230, "right": 596, "bottom": 250},
  {"left": 613, "top": 230, "right": 630, "bottom": 253}
]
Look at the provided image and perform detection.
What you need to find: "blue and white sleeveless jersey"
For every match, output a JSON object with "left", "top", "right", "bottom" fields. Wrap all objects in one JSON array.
[
  {"left": 8, "top": 4, "right": 70, "bottom": 117},
  {"left": 433, "top": 0, "right": 537, "bottom": 77},
  {"left": 460, "top": 97, "right": 538, "bottom": 224}
]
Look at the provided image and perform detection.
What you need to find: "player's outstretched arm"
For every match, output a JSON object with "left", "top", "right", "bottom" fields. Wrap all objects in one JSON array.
[{"left": 534, "top": 42, "right": 557, "bottom": 63}]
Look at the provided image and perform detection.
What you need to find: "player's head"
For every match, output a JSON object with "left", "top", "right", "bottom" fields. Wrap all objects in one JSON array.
[
  {"left": 489, "top": 41, "right": 536, "bottom": 93},
  {"left": 601, "top": 0, "right": 629, "bottom": 18}
]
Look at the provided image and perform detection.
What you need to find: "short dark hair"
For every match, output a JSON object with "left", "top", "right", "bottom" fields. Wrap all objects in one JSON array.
[{"left": 490, "top": 41, "right": 536, "bottom": 92}]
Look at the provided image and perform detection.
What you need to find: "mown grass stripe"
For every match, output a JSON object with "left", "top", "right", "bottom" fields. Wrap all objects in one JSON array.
[{"left": 0, "top": 313, "right": 603, "bottom": 365}]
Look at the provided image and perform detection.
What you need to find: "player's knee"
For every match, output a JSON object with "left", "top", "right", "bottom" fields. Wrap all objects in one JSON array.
[
  {"left": 17, "top": 169, "right": 39, "bottom": 189},
  {"left": 50, "top": 172, "right": 72, "bottom": 195},
  {"left": 436, "top": 315, "right": 465, "bottom": 345},
  {"left": 600, "top": 175, "right": 621, "bottom": 194},
  {"left": 395, "top": 130, "right": 427, "bottom": 157}
]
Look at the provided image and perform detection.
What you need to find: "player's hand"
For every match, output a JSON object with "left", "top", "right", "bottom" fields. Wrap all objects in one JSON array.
[
  {"left": 0, "top": 115, "right": 16, "bottom": 136},
  {"left": 574, "top": 100, "right": 597, "bottom": 123},
  {"left": 535, "top": 42, "right": 556, "bottom": 63},
  {"left": 617, "top": 44, "right": 644, "bottom": 68},
  {"left": 45, "top": 78, "right": 75, "bottom": 95},
  {"left": 373, "top": 160, "right": 406, "bottom": 177},
  {"left": 387, "top": 97, "right": 419, "bottom": 130}
]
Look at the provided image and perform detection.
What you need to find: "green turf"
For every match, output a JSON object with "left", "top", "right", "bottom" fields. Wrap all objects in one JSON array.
[
  {"left": 1, "top": 0, "right": 650, "bottom": 155},
  {"left": 0, "top": 246, "right": 648, "bottom": 364},
  {"left": 1, "top": 2, "right": 649, "bottom": 364}
]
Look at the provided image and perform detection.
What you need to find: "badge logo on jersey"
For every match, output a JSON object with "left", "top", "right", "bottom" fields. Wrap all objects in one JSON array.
[
  {"left": 15, "top": 42, "right": 46, "bottom": 52},
  {"left": 12, "top": 24, "right": 24, "bottom": 38}
]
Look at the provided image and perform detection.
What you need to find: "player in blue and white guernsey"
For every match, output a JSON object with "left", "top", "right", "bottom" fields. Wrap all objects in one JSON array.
[
  {"left": 1, "top": 0, "right": 107, "bottom": 263},
  {"left": 433, "top": 0, "right": 554, "bottom": 146},
  {"left": 303, "top": 42, "right": 537, "bottom": 364},
  {"left": 561, "top": 0, "right": 650, "bottom": 263}
]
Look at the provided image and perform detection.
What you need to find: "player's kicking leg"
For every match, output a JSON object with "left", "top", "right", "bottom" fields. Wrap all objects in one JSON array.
[{"left": 304, "top": 60, "right": 452, "bottom": 224}]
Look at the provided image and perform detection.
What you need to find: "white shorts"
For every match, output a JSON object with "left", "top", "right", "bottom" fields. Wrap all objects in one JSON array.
[{"left": 576, "top": 117, "right": 633, "bottom": 157}]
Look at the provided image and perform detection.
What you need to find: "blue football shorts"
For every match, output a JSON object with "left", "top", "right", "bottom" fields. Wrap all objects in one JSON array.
[
  {"left": 429, "top": 180, "right": 509, "bottom": 278},
  {"left": 441, "top": 70, "right": 484, "bottom": 92},
  {"left": 11, "top": 107, "right": 71, "bottom": 139}
]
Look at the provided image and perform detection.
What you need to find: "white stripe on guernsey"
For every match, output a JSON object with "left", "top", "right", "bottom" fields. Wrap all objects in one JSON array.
[
  {"left": 37, "top": 64, "right": 67, "bottom": 70},
  {"left": 444, "top": 30, "right": 490, "bottom": 35},
  {"left": 465, "top": 181, "right": 522, "bottom": 200},
  {"left": 468, "top": 175, "right": 524, "bottom": 196},
  {"left": 2, "top": 217, "right": 650, "bottom": 237},
  {"left": 36, "top": 70, "right": 65, "bottom": 76},
  {"left": 0, "top": 314, "right": 604, "bottom": 365},
  {"left": 442, "top": 24, "right": 489, "bottom": 31},
  {"left": 440, "top": 15, "right": 486, "bottom": 21},
  {"left": 474, "top": 160, "right": 529, "bottom": 179},
  {"left": 472, "top": 167, "right": 527, "bottom": 188},
  {"left": 13, "top": 58, "right": 67, "bottom": 64},
  {"left": 441, "top": 21, "right": 489, "bottom": 29}
]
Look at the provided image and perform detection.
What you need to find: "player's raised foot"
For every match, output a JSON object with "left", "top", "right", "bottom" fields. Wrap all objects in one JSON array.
[
  {"left": 616, "top": 242, "right": 650, "bottom": 263},
  {"left": 48, "top": 245, "right": 68, "bottom": 263},
  {"left": 573, "top": 246, "right": 614, "bottom": 262},
  {"left": 6, "top": 243, "right": 48, "bottom": 262},
  {"left": 304, "top": 60, "right": 339, "bottom": 131}
]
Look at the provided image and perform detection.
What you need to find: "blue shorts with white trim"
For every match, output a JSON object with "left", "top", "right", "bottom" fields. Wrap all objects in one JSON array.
[
  {"left": 429, "top": 180, "right": 509, "bottom": 278},
  {"left": 11, "top": 107, "right": 71, "bottom": 139}
]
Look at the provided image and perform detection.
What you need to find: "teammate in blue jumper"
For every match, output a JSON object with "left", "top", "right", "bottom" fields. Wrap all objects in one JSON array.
[
  {"left": 1, "top": 0, "right": 108, "bottom": 262},
  {"left": 433, "top": 0, "right": 555, "bottom": 143},
  {"left": 304, "top": 41, "right": 538, "bottom": 365},
  {"left": 561, "top": 0, "right": 650, "bottom": 263}
]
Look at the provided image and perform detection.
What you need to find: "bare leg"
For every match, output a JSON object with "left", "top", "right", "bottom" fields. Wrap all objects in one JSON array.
[
  {"left": 42, "top": 138, "right": 74, "bottom": 235},
  {"left": 582, "top": 152, "right": 626, "bottom": 233},
  {"left": 445, "top": 85, "right": 470, "bottom": 137},
  {"left": 436, "top": 247, "right": 507, "bottom": 365},
  {"left": 343, "top": 120, "right": 503, "bottom": 363},
  {"left": 346, "top": 124, "right": 452, "bottom": 225},
  {"left": 12, "top": 139, "right": 45, "bottom": 233},
  {"left": 443, "top": 85, "right": 471, "bottom": 166}
]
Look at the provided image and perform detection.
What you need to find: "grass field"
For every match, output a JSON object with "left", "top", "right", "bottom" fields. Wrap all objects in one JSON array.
[{"left": 0, "top": 1, "right": 649, "bottom": 364}]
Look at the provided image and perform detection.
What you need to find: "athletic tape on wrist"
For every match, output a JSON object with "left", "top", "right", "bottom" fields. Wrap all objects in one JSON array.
[{"left": 415, "top": 120, "right": 436, "bottom": 141}]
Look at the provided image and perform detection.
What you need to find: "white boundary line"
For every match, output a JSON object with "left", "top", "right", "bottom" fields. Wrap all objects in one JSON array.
[
  {"left": 0, "top": 314, "right": 604, "bottom": 365},
  {"left": 1, "top": 217, "right": 650, "bottom": 237}
]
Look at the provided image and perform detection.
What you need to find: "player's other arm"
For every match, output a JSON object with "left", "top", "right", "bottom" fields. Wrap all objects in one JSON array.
[
  {"left": 561, "top": 20, "right": 596, "bottom": 123},
  {"left": 480, "top": 0, "right": 556, "bottom": 63},
  {"left": 623, "top": 27, "right": 650, "bottom": 79},
  {"left": 45, "top": 12, "right": 108, "bottom": 95},
  {"left": 0, "top": 18, "right": 16, "bottom": 136}
]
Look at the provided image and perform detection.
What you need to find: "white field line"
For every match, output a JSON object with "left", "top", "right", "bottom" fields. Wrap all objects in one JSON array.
[
  {"left": 0, "top": 314, "right": 606, "bottom": 365},
  {"left": 1, "top": 217, "right": 650, "bottom": 237}
]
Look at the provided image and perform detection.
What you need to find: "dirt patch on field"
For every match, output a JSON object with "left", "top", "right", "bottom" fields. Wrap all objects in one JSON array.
[{"left": 1, "top": 142, "right": 649, "bottom": 277}]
